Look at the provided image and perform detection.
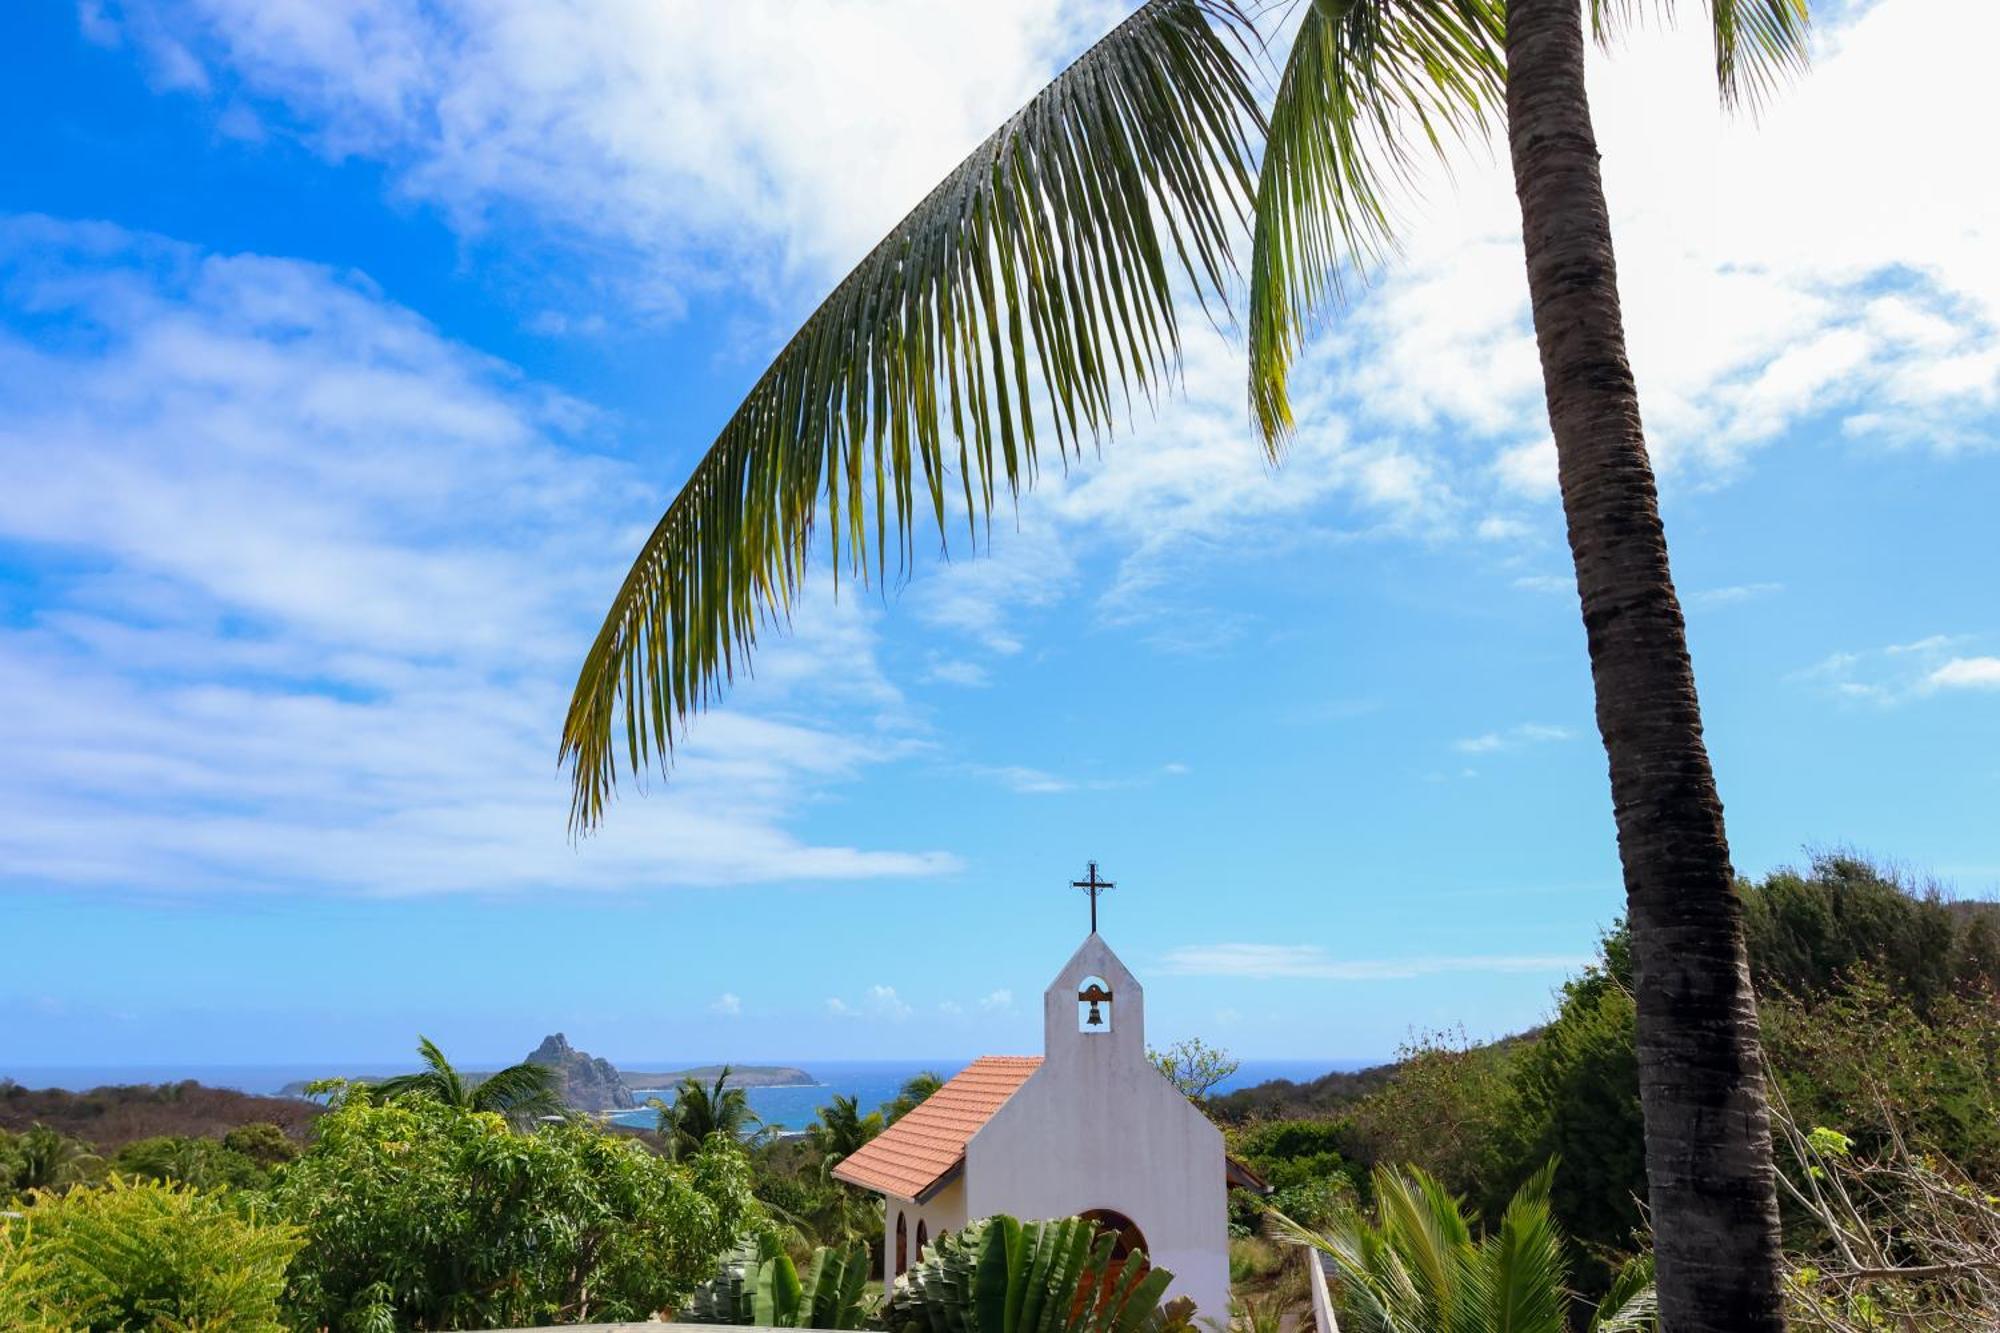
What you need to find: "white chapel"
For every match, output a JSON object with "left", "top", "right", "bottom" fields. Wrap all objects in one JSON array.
[{"left": 834, "top": 885, "right": 1255, "bottom": 1319}]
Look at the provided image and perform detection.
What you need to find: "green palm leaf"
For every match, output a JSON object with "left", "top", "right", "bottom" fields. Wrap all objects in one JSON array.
[
  {"left": 561, "top": 0, "right": 1261, "bottom": 830},
  {"left": 1246, "top": 0, "right": 1506, "bottom": 447},
  {"left": 1590, "top": 0, "right": 1809, "bottom": 109}
]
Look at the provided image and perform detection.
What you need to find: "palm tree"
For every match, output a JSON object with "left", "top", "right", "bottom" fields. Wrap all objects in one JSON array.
[
  {"left": 806, "top": 1094, "right": 883, "bottom": 1177},
  {"left": 559, "top": 1, "right": 1808, "bottom": 1323},
  {"left": 9, "top": 1125, "right": 99, "bottom": 1193},
  {"left": 650, "top": 1066, "right": 763, "bottom": 1160},
  {"left": 1278, "top": 1162, "right": 1656, "bottom": 1332},
  {"left": 882, "top": 1072, "right": 944, "bottom": 1125},
  {"left": 1246, "top": 3, "right": 1807, "bottom": 1324},
  {"left": 370, "top": 1035, "right": 564, "bottom": 1122}
]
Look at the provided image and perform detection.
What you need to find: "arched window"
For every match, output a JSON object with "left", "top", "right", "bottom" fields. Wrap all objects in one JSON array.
[
  {"left": 1077, "top": 975, "right": 1113, "bottom": 1033},
  {"left": 895, "top": 1212, "right": 909, "bottom": 1277},
  {"left": 915, "top": 1219, "right": 929, "bottom": 1260}
]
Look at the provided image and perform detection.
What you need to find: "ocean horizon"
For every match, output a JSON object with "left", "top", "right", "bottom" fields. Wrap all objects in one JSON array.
[{"left": 5, "top": 1057, "right": 1369, "bottom": 1131}]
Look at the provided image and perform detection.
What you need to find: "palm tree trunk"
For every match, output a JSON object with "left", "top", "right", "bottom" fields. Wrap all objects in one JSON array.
[{"left": 1502, "top": 1, "right": 1786, "bottom": 1327}]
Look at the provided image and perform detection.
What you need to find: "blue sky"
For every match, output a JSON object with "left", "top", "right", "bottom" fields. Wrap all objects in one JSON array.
[{"left": 3, "top": 0, "right": 1996, "bottom": 1073}]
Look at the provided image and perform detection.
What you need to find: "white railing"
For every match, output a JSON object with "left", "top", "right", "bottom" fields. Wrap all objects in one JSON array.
[{"left": 1297, "top": 1242, "right": 1339, "bottom": 1333}]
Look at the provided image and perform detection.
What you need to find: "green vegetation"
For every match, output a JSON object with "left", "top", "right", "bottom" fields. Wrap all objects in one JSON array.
[
  {"left": 652, "top": 1065, "right": 766, "bottom": 1161},
  {"left": 1216, "top": 855, "right": 2000, "bottom": 1325},
  {"left": 881, "top": 1073, "right": 943, "bottom": 1126},
  {"left": 0, "top": 1177, "right": 300, "bottom": 1332},
  {"left": 368, "top": 1034, "right": 564, "bottom": 1122},
  {"left": 273, "top": 1085, "right": 756, "bottom": 1328},
  {"left": 884, "top": 1215, "right": 1193, "bottom": 1333},
  {"left": 685, "top": 1234, "right": 873, "bottom": 1329},
  {"left": 1147, "top": 1038, "right": 1239, "bottom": 1103},
  {"left": 1279, "top": 1164, "right": 1656, "bottom": 1333}
]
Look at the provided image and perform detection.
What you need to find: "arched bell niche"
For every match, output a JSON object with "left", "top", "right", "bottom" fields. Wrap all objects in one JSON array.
[{"left": 1076, "top": 975, "right": 1114, "bottom": 1033}]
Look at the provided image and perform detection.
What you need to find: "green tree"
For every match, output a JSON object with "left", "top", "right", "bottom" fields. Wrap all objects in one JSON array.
[
  {"left": 273, "top": 1088, "right": 758, "bottom": 1328},
  {"left": 1489, "top": 969, "right": 1646, "bottom": 1290},
  {"left": 651, "top": 1065, "right": 764, "bottom": 1162},
  {"left": 111, "top": 1135, "right": 269, "bottom": 1192},
  {"left": 2, "top": 1125, "right": 99, "bottom": 1197},
  {"left": 882, "top": 1071, "right": 944, "bottom": 1125},
  {"left": 1280, "top": 1163, "right": 1656, "bottom": 1333},
  {"left": 1347, "top": 1027, "right": 1511, "bottom": 1206},
  {"left": 0, "top": 1176, "right": 300, "bottom": 1333},
  {"left": 369, "top": 1033, "right": 565, "bottom": 1122},
  {"left": 805, "top": 1094, "right": 883, "bottom": 1178},
  {"left": 221, "top": 1122, "right": 300, "bottom": 1173},
  {"left": 1148, "top": 1038, "right": 1240, "bottom": 1103},
  {"left": 556, "top": 1, "right": 1812, "bottom": 1322}
]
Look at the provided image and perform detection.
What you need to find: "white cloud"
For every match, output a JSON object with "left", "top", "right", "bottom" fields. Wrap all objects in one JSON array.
[
  {"left": 1291, "top": 0, "right": 2000, "bottom": 487},
  {"left": 921, "top": 657, "right": 990, "bottom": 689},
  {"left": 1928, "top": 657, "right": 2000, "bottom": 692},
  {"left": 1162, "top": 944, "right": 1590, "bottom": 982},
  {"left": 1799, "top": 634, "right": 2000, "bottom": 704},
  {"left": 828, "top": 985, "right": 914, "bottom": 1021},
  {"left": 1454, "top": 723, "right": 1573, "bottom": 755},
  {"left": 1691, "top": 582, "right": 1784, "bottom": 607},
  {"left": 978, "top": 989, "right": 1014, "bottom": 1013},
  {"left": 0, "top": 218, "right": 953, "bottom": 895},
  {"left": 104, "top": 0, "right": 1123, "bottom": 312},
  {"left": 709, "top": 992, "right": 742, "bottom": 1017}
]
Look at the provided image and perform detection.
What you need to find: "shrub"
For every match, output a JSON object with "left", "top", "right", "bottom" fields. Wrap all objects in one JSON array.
[
  {"left": 0, "top": 1176, "right": 300, "bottom": 1332},
  {"left": 273, "top": 1089, "right": 759, "bottom": 1328},
  {"left": 112, "top": 1135, "right": 271, "bottom": 1192}
]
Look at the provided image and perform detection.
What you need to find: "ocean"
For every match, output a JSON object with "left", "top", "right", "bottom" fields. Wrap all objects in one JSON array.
[{"left": 6, "top": 1058, "right": 1357, "bottom": 1133}]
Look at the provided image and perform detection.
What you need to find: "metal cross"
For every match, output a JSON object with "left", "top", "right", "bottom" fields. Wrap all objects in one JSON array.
[{"left": 1071, "top": 861, "right": 1115, "bottom": 934}]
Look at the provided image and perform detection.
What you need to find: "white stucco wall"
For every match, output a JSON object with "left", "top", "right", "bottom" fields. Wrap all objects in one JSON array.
[
  {"left": 962, "top": 935, "right": 1230, "bottom": 1322},
  {"left": 882, "top": 1175, "right": 968, "bottom": 1279}
]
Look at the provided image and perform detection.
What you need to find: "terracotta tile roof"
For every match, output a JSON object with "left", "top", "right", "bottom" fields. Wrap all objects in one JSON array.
[{"left": 831, "top": 1055, "right": 1041, "bottom": 1201}]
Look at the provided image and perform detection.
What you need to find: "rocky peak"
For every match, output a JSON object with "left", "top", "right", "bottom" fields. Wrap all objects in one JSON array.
[{"left": 524, "top": 1033, "right": 634, "bottom": 1111}]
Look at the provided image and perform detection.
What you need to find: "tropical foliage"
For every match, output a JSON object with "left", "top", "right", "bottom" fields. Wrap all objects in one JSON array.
[
  {"left": 1217, "top": 857, "right": 2000, "bottom": 1307},
  {"left": 882, "top": 1072, "right": 944, "bottom": 1125},
  {"left": 804, "top": 1095, "right": 884, "bottom": 1179},
  {"left": 368, "top": 1034, "right": 564, "bottom": 1123},
  {"left": 0, "top": 1176, "right": 301, "bottom": 1333},
  {"left": 884, "top": 1214, "right": 1195, "bottom": 1333},
  {"left": 272, "top": 1086, "right": 757, "bottom": 1329},
  {"left": 1276, "top": 1163, "right": 1656, "bottom": 1333},
  {"left": 685, "top": 1233, "right": 874, "bottom": 1329},
  {"left": 653, "top": 1065, "right": 766, "bottom": 1161},
  {"left": 556, "top": 0, "right": 1262, "bottom": 832}
]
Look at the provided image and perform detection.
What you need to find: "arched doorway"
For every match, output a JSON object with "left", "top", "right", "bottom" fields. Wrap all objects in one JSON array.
[
  {"left": 1074, "top": 1209, "right": 1150, "bottom": 1319},
  {"left": 895, "top": 1212, "right": 909, "bottom": 1277},
  {"left": 1079, "top": 1209, "right": 1148, "bottom": 1262},
  {"left": 915, "top": 1219, "right": 929, "bottom": 1261}
]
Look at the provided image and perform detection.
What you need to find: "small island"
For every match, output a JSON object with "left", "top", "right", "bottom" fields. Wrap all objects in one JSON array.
[{"left": 622, "top": 1064, "right": 815, "bottom": 1092}]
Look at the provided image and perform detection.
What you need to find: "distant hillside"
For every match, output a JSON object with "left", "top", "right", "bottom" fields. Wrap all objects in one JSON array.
[
  {"left": 0, "top": 1079, "right": 320, "bottom": 1152},
  {"left": 1211, "top": 1031, "right": 1538, "bottom": 1121}
]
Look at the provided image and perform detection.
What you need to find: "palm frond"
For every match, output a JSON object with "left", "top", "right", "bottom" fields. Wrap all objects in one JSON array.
[
  {"left": 469, "top": 1061, "right": 564, "bottom": 1118},
  {"left": 1591, "top": 0, "right": 1809, "bottom": 109},
  {"left": 1458, "top": 1161, "right": 1567, "bottom": 1333},
  {"left": 1246, "top": 0, "right": 1505, "bottom": 446},
  {"left": 1586, "top": 1253, "right": 1657, "bottom": 1333},
  {"left": 561, "top": 0, "right": 1261, "bottom": 831}
]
